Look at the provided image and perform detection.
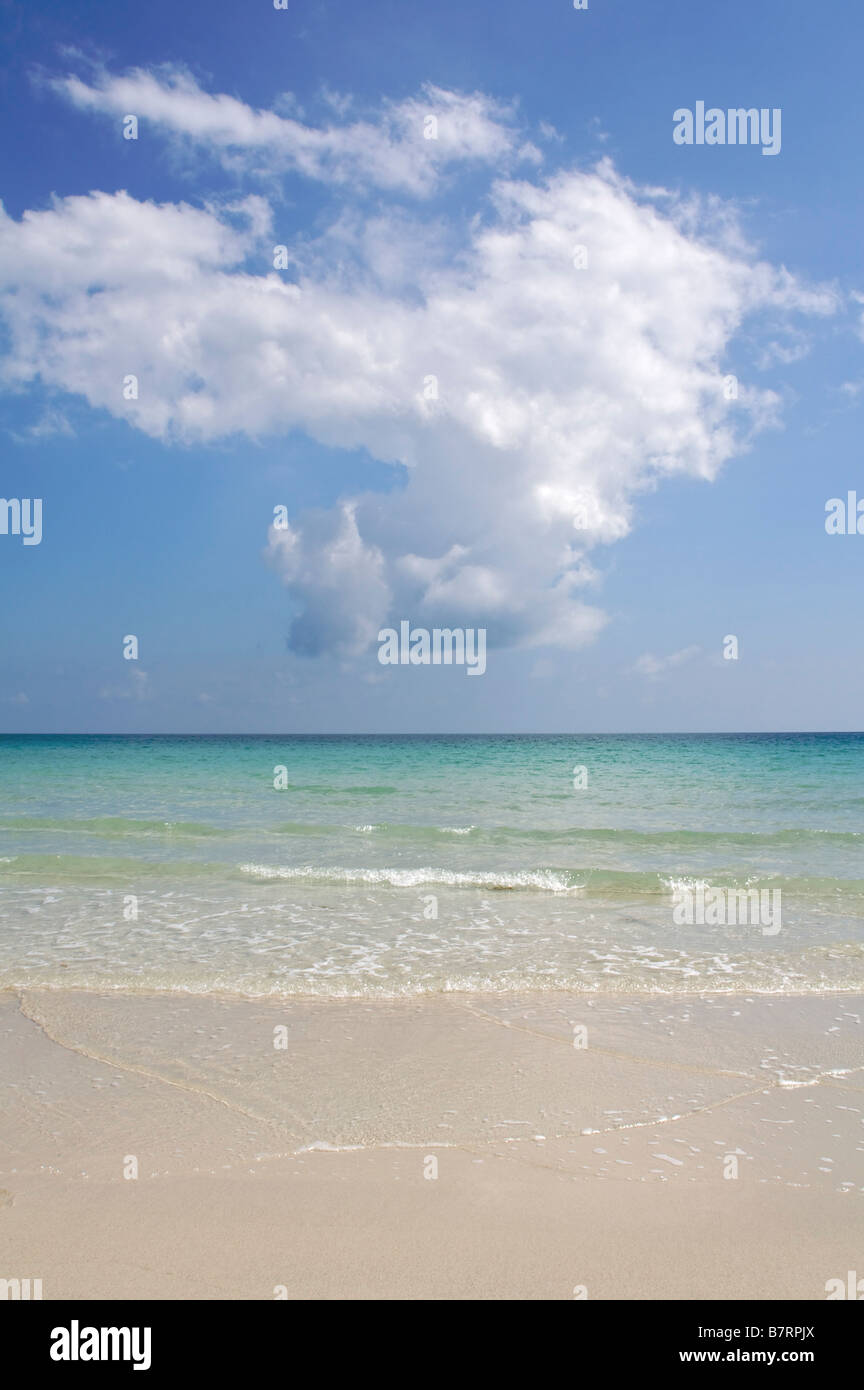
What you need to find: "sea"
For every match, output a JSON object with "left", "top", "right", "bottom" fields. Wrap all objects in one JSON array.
[{"left": 1, "top": 732, "right": 863, "bottom": 998}]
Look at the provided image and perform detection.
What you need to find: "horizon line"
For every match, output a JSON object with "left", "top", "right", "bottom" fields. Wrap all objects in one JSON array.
[{"left": 2, "top": 731, "right": 864, "bottom": 739}]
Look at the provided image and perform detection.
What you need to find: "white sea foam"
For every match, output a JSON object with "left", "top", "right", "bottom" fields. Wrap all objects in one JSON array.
[{"left": 237, "top": 862, "right": 581, "bottom": 892}]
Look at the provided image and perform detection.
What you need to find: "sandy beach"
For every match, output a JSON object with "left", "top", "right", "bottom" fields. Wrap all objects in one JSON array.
[
  {"left": 4, "top": 0, "right": 864, "bottom": 1332},
  {"left": 2, "top": 986, "right": 862, "bottom": 1300}
]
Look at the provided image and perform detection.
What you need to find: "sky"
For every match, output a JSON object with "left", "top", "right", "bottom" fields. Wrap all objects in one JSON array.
[{"left": 0, "top": 0, "right": 863, "bottom": 734}]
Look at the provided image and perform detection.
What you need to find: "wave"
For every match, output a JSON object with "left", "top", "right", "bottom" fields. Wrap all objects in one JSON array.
[
  {"left": 0, "top": 853, "right": 222, "bottom": 882},
  {"left": 237, "top": 862, "right": 864, "bottom": 900},
  {"left": 3, "top": 814, "right": 862, "bottom": 848},
  {"left": 237, "top": 862, "right": 582, "bottom": 892},
  {"left": 3, "top": 849, "right": 864, "bottom": 904},
  {"left": 0, "top": 815, "right": 230, "bottom": 838},
  {"left": 4, "top": 943, "right": 864, "bottom": 1000},
  {"left": 513, "top": 826, "right": 864, "bottom": 847},
  {"left": 267, "top": 784, "right": 399, "bottom": 796}
]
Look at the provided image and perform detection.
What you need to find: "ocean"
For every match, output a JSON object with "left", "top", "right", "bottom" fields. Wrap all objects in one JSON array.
[{"left": 1, "top": 732, "right": 863, "bottom": 998}]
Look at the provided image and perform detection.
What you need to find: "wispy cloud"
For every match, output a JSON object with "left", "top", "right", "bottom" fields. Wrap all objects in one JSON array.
[
  {"left": 98, "top": 670, "right": 152, "bottom": 702},
  {"left": 9, "top": 407, "right": 74, "bottom": 443},
  {"left": 48, "top": 65, "right": 539, "bottom": 195},
  {"left": 632, "top": 646, "right": 703, "bottom": 679}
]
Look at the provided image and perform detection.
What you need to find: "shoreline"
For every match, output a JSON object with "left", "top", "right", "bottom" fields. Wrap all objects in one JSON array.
[{"left": 2, "top": 986, "right": 862, "bottom": 1299}]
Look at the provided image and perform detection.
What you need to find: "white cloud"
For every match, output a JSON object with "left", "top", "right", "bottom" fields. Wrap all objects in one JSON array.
[
  {"left": 98, "top": 669, "right": 152, "bottom": 701},
  {"left": 632, "top": 646, "right": 702, "bottom": 679},
  {"left": 268, "top": 503, "right": 390, "bottom": 658},
  {"left": 8, "top": 407, "right": 74, "bottom": 443},
  {"left": 0, "top": 76, "right": 840, "bottom": 660},
  {"left": 50, "top": 66, "right": 538, "bottom": 195}
]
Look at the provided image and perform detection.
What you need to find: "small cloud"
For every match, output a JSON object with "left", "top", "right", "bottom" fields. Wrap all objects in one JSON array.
[
  {"left": 99, "top": 669, "right": 152, "bottom": 701},
  {"left": 589, "top": 115, "right": 611, "bottom": 144},
  {"left": 755, "top": 337, "right": 810, "bottom": 369},
  {"left": 9, "top": 409, "right": 74, "bottom": 443},
  {"left": 631, "top": 645, "right": 702, "bottom": 679},
  {"left": 320, "top": 86, "right": 353, "bottom": 118}
]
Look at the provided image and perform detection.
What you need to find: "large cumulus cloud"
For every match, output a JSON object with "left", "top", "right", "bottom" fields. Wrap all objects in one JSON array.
[{"left": 0, "top": 69, "right": 838, "bottom": 658}]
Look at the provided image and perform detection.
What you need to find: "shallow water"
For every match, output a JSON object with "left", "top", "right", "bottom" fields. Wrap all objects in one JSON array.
[{"left": 1, "top": 733, "right": 863, "bottom": 996}]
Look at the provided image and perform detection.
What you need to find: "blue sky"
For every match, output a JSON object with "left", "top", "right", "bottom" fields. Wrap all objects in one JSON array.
[{"left": 1, "top": 0, "right": 862, "bottom": 732}]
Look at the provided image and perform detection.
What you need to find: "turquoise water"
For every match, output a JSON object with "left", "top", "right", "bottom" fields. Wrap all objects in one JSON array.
[{"left": 1, "top": 733, "right": 863, "bottom": 996}]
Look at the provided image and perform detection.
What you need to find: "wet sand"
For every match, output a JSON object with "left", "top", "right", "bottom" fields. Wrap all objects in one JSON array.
[{"left": 1, "top": 988, "right": 862, "bottom": 1299}]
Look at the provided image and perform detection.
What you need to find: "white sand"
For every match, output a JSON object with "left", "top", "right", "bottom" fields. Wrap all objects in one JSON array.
[{"left": 1, "top": 988, "right": 862, "bottom": 1299}]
